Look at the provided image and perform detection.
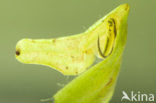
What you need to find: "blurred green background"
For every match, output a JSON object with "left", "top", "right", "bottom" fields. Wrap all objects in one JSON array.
[{"left": 0, "top": 0, "right": 155, "bottom": 103}]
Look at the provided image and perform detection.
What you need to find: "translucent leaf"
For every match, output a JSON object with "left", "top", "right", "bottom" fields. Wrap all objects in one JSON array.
[
  {"left": 54, "top": 4, "right": 130, "bottom": 103},
  {"left": 15, "top": 3, "right": 130, "bottom": 103}
]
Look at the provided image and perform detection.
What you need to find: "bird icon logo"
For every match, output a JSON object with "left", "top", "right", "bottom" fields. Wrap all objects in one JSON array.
[{"left": 121, "top": 91, "right": 131, "bottom": 101}]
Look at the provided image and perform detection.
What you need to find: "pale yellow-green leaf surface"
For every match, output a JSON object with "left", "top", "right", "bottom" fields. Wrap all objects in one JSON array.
[
  {"left": 53, "top": 4, "right": 130, "bottom": 103},
  {"left": 15, "top": 4, "right": 129, "bottom": 76},
  {"left": 15, "top": 3, "right": 130, "bottom": 103}
]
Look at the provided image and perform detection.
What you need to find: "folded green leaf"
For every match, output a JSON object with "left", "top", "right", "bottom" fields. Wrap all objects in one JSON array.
[
  {"left": 15, "top": 3, "right": 130, "bottom": 103},
  {"left": 54, "top": 4, "right": 130, "bottom": 103},
  {"left": 15, "top": 4, "right": 129, "bottom": 76}
]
